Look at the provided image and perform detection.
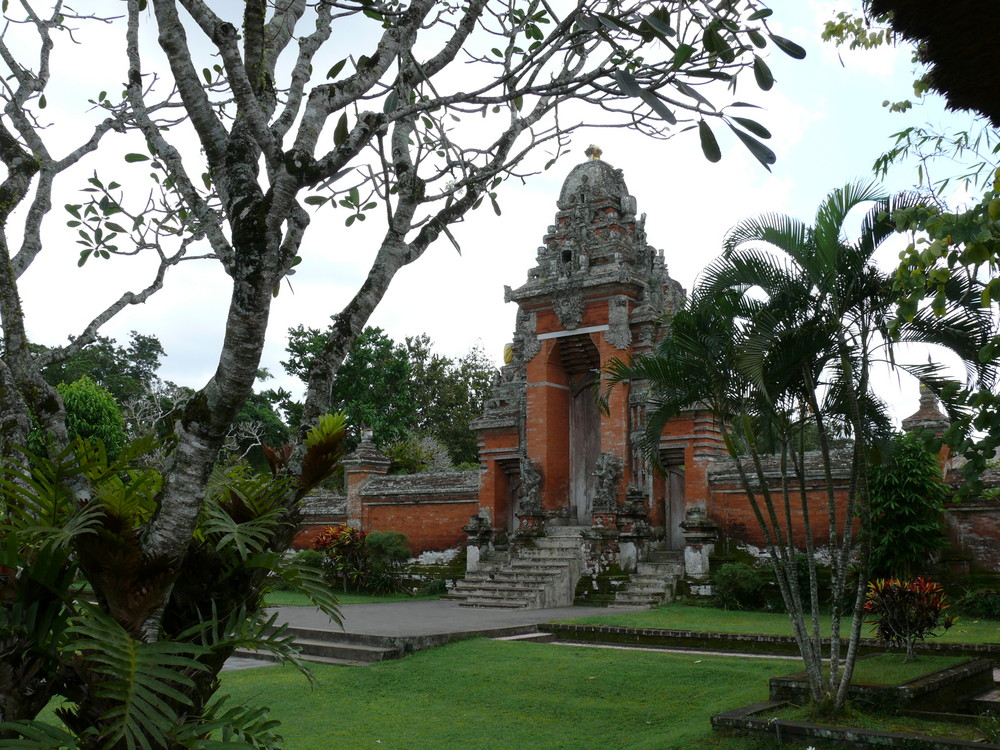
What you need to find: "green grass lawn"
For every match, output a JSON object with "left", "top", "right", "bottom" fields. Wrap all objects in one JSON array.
[
  {"left": 219, "top": 639, "right": 793, "bottom": 750},
  {"left": 264, "top": 590, "right": 441, "bottom": 606},
  {"left": 563, "top": 602, "right": 1000, "bottom": 645}
]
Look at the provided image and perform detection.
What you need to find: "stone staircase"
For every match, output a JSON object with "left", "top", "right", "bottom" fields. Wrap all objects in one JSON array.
[
  {"left": 614, "top": 550, "right": 683, "bottom": 607},
  {"left": 234, "top": 626, "right": 405, "bottom": 666},
  {"left": 449, "top": 526, "right": 587, "bottom": 609}
]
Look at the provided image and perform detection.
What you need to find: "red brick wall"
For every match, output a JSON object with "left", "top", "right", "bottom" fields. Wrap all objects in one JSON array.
[
  {"left": 363, "top": 499, "right": 478, "bottom": 552},
  {"left": 945, "top": 502, "right": 1000, "bottom": 572},
  {"left": 526, "top": 339, "right": 570, "bottom": 511},
  {"left": 707, "top": 484, "right": 852, "bottom": 548}
]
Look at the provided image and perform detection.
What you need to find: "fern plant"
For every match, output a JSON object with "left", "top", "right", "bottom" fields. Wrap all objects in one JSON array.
[{"left": 1, "top": 413, "right": 348, "bottom": 749}]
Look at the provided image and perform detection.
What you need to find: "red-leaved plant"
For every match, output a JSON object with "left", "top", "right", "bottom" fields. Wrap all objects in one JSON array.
[
  {"left": 311, "top": 524, "right": 368, "bottom": 592},
  {"left": 864, "top": 577, "right": 957, "bottom": 661}
]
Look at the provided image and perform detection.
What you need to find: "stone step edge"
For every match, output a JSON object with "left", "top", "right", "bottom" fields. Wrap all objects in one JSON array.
[
  {"left": 537, "top": 624, "right": 1000, "bottom": 657},
  {"left": 232, "top": 648, "right": 374, "bottom": 667}
]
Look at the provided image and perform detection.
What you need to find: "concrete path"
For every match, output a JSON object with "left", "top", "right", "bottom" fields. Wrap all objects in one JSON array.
[
  {"left": 270, "top": 599, "right": 645, "bottom": 638},
  {"left": 223, "top": 600, "right": 645, "bottom": 671}
]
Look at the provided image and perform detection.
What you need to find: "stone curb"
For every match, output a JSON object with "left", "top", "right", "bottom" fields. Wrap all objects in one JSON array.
[
  {"left": 538, "top": 623, "right": 1000, "bottom": 657},
  {"left": 712, "top": 700, "right": 1000, "bottom": 749}
]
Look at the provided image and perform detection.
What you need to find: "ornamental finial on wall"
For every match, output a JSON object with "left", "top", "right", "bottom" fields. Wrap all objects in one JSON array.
[{"left": 585, "top": 144, "right": 602, "bottom": 160}]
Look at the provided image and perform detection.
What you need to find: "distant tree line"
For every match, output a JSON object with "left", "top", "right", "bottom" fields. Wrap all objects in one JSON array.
[{"left": 39, "top": 326, "right": 494, "bottom": 475}]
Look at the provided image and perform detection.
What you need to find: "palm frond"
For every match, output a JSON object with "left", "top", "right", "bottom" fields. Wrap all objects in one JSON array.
[{"left": 723, "top": 211, "right": 810, "bottom": 262}]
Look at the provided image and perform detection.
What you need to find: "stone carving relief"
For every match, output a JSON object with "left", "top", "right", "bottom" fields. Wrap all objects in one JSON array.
[
  {"left": 517, "top": 458, "right": 543, "bottom": 515},
  {"left": 514, "top": 309, "right": 541, "bottom": 362},
  {"left": 551, "top": 285, "right": 584, "bottom": 330},
  {"left": 605, "top": 295, "right": 632, "bottom": 350},
  {"left": 591, "top": 453, "right": 623, "bottom": 513}
]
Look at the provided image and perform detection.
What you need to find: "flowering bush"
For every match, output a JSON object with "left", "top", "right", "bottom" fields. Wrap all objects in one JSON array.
[{"left": 864, "top": 577, "right": 956, "bottom": 660}]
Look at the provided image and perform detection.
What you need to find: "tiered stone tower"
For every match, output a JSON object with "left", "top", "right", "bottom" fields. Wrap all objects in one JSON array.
[{"left": 471, "top": 148, "right": 687, "bottom": 576}]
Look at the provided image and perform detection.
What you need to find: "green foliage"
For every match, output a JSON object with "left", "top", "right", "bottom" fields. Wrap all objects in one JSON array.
[
  {"left": 310, "top": 525, "right": 411, "bottom": 595},
  {"left": 286, "top": 327, "right": 417, "bottom": 448},
  {"left": 310, "top": 524, "right": 369, "bottom": 592},
  {"left": 385, "top": 434, "right": 453, "bottom": 474},
  {"left": 868, "top": 432, "right": 949, "bottom": 578},
  {"left": 290, "top": 549, "right": 324, "bottom": 569},
  {"left": 283, "top": 327, "right": 493, "bottom": 464},
  {"left": 299, "top": 412, "right": 348, "bottom": 490},
  {"left": 713, "top": 562, "right": 767, "bottom": 611},
  {"left": 604, "top": 181, "right": 994, "bottom": 711},
  {"left": 0, "top": 434, "right": 347, "bottom": 748},
  {"left": 405, "top": 336, "right": 493, "bottom": 466},
  {"left": 891, "top": 185, "right": 1000, "bottom": 500},
  {"left": 59, "top": 607, "right": 209, "bottom": 750},
  {"left": 954, "top": 587, "right": 1000, "bottom": 619},
  {"left": 40, "top": 331, "right": 165, "bottom": 404},
  {"left": 365, "top": 530, "right": 411, "bottom": 573},
  {"left": 864, "top": 577, "right": 955, "bottom": 660},
  {"left": 56, "top": 376, "right": 127, "bottom": 458}
]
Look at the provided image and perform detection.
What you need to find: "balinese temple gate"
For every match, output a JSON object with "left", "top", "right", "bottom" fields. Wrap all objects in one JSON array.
[
  {"left": 459, "top": 148, "right": 721, "bottom": 607},
  {"left": 295, "top": 152, "right": 1000, "bottom": 605}
]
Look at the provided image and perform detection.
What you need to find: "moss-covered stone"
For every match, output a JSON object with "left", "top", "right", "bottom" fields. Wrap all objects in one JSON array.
[{"left": 575, "top": 562, "right": 629, "bottom": 606}]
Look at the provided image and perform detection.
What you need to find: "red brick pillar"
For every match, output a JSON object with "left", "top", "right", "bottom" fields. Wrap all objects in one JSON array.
[{"left": 342, "top": 431, "right": 390, "bottom": 530}]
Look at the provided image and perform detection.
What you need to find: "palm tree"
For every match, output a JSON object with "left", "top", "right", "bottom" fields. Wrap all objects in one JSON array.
[{"left": 607, "top": 181, "right": 994, "bottom": 711}]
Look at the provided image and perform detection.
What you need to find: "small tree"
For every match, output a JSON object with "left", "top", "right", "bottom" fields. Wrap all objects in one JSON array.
[
  {"left": 606, "top": 182, "right": 994, "bottom": 712},
  {"left": 56, "top": 376, "right": 127, "bottom": 459},
  {"left": 868, "top": 431, "right": 949, "bottom": 578},
  {"left": 865, "top": 577, "right": 955, "bottom": 661}
]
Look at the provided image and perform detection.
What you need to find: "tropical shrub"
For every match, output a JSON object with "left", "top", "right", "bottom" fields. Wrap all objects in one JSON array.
[
  {"left": 954, "top": 587, "right": 1000, "bottom": 620},
  {"left": 868, "top": 432, "right": 949, "bottom": 578},
  {"left": 311, "top": 524, "right": 368, "bottom": 593},
  {"left": 0, "top": 434, "right": 342, "bottom": 748},
  {"left": 56, "top": 376, "right": 127, "bottom": 458},
  {"left": 864, "top": 577, "right": 955, "bottom": 660},
  {"left": 714, "top": 562, "right": 767, "bottom": 610},
  {"left": 364, "top": 531, "right": 412, "bottom": 594}
]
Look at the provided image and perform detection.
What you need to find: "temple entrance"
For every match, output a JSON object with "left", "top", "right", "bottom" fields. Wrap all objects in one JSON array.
[
  {"left": 662, "top": 447, "right": 686, "bottom": 550},
  {"left": 560, "top": 335, "right": 601, "bottom": 525}
]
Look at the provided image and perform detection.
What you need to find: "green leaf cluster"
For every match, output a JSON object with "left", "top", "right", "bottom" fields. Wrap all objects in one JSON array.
[
  {"left": 56, "top": 376, "right": 127, "bottom": 459},
  {"left": 868, "top": 432, "right": 950, "bottom": 578}
]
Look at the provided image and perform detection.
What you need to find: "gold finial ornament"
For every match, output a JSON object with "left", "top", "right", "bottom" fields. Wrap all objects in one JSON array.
[{"left": 585, "top": 144, "right": 603, "bottom": 161}]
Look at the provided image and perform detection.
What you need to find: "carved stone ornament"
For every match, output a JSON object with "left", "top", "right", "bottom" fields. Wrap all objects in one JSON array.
[
  {"left": 551, "top": 286, "right": 584, "bottom": 330},
  {"left": 605, "top": 295, "right": 632, "bottom": 350},
  {"left": 591, "top": 452, "right": 623, "bottom": 513},
  {"left": 516, "top": 457, "right": 543, "bottom": 515},
  {"left": 515, "top": 309, "right": 541, "bottom": 362},
  {"left": 462, "top": 513, "right": 493, "bottom": 545}
]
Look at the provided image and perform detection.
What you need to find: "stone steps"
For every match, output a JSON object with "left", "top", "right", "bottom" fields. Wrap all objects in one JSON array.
[
  {"left": 965, "top": 684, "right": 1000, "bottom": 714},
  {"left": 615, "top": 559, "right": 681, "bottom": 607},
  {"left": 233, "top": 626, "right": 404, "bottom": 666},
  {"left": 452, "top": 527, "right": 586, "bottom": 609}
]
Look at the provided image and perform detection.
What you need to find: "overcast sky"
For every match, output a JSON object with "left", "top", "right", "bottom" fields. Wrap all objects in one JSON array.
[{"left": 12, "top": 0, "right": 986, "bottom": 423}]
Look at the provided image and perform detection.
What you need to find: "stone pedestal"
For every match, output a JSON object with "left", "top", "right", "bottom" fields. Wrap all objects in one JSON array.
[
  {"left": 618, "top": 488, "right": 653, "bottom": 572},
  {"left": 463, "top": 512, "right": 493, "bottom": 572},
  {"left": 681, "top": 504, "right": 718, "bottom": 597}
]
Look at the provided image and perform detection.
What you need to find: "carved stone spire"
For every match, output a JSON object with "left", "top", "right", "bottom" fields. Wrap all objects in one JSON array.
[{"left": 901, "top": 383, "right": 950, "bottom": 436}]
